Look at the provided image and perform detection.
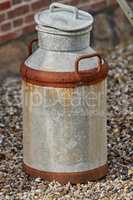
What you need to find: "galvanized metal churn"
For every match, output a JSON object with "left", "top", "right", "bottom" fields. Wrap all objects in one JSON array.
[{"left": 21, "top": 3, "right": 109, "bottom": 184}]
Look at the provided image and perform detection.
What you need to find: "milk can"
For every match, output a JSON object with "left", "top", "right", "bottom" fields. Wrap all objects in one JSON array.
[{"left": 21, "top": 3, "right": 109, "bottom": 184}]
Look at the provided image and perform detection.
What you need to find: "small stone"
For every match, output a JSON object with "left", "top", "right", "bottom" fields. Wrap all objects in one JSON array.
[
  {"left": 0, "top": 136, "right": 4, "bottom": 145},
  {"left": 0, "top": 123, "right": 5, "bottom": 128},
  {"left": 128, "top": 168, "right": 133, "bottom": 176},
  {"left": 35, "top": 177, "right": 41, "bottom": 182},
  {"left": 0, "top": 153, "right": 6, "bottom": 160}
]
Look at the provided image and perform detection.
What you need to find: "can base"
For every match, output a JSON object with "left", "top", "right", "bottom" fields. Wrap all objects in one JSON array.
[{"left": 23, "top": 162, "right": 108, "bottom": 184}]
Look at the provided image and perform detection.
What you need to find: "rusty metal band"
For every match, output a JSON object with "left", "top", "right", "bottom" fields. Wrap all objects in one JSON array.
[
  {"left": 21, "top": 61, "right": 108, "bottom": 88},
  {"left": 23, "top": 162, "right": 108, "bottom": 184}
]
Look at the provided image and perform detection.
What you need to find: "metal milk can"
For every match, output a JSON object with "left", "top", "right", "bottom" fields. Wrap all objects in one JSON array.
[{"left": 21, "top": 3, "right": 109, "bottom": 184}]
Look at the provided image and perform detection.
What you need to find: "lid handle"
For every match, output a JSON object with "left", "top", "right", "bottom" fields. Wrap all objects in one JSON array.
[{"left": 50, "top": 3, "right": 78, "bottom": 19}]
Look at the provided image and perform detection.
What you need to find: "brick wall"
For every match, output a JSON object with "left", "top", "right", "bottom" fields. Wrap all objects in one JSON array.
[{"left": 0, "top": 0, "right": 128, "bottom": 44}]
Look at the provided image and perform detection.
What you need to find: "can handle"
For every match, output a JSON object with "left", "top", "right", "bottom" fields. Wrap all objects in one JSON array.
[
  {"left": 28, "top": 39, "right": 38, "bottom": 56},
  {"left": 50, "top": 3, "right": 78, "bottom": 19},
  {"left": 75, "top": 53, "right": 103, "bottom": 73}
]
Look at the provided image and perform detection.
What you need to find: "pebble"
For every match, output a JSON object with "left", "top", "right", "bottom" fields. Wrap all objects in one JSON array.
[
  {"left": 0, "top": 136, "right": 4, "bottom": 145},
  {"left": 0, "top": 153, "right": 6, "bottom": 160},
  {"left": 0, "top": 43, "right": 133, "bottom": 199},
  {"left": 35, "top": 177, "right": 41, "bottom": 182},
  {"left": 0, "top": 123, "right": 5, "bottom": 128}
]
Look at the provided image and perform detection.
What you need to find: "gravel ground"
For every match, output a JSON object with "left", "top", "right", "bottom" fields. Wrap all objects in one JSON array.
[{"left": 0, "top": 43, "right": 133, "bottom": 199}]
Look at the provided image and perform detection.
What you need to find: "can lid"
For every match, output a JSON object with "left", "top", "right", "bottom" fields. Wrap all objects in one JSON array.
[{"left": 35, "top": 3, "right": 93, "bottom": 32}]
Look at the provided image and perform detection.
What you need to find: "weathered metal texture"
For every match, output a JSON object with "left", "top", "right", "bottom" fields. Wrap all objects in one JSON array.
[
  {"left": 25, "top": 45, "right": 99, "bottom": 72},
  {"left": 37, "top": 29, "right": 90, "bottom": 52},
  {"left": 23, "top": 162, "right": 108, "bottom": 184},
  {"left": 21, "top": 3, "right": 108, "bottom": 183},
  {"left": 35, "top": 3, "right": 94, "bottom": 32},
  {"left": 22, "top": 80, "right": 107, "bottom": 173},
  {"left": 34, "top": 2, "right": 93, "bottom": 52},
  {"left": 21, "top": 54, "right": 108, "bottom": 88}
]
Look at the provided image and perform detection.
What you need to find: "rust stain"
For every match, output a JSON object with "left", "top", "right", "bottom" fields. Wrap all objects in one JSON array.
[
  {"left": 95, "top": 81, "right": 103, "bottom": 93},
  {"left": 26, "top": 82, "right": 36, "bottom": 92},
  {"left": 24, "top": 81, "right": 42, "bottom": 108},
  {"left": 62, "top": 88, "right": 75, "bottom": 108},
  {"left": 22, "top": 81, "right": 33, "bottom": 160},
  {"left": 47, "top": 89, "right": 58, "bottom": 98},
  {"left": 20, "top": 60, "right": 108, "bottom": 88},
  {"left": 23, "top": 162, "right": 108, "bottom": 184}
]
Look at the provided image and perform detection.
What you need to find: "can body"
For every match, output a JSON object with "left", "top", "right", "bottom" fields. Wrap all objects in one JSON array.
[
  {"left": 22, "top": 78, "right": 108, "bottom": 183},
  {"left": 23, "top": 80, "right": 107, "bottom": 172},
  {"left": 21, "top": 4, "right": 108, "bottom": 183}
]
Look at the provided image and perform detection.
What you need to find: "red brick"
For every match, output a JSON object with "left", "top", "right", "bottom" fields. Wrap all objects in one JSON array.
[
  {"left": 31, "top": 0, "right": 49, "bottom": 11},
  {"left": 13, "top": 18, "right": 23, "bottom": 27},
  {"left": 78, "top": 0, "right": 117, "bottom": 13},
  {"left": 22, "top": 23, "right": 35, "bottom": 34},
  {"left": 0, "top": 13, "right": 6, "bottom": 23},
  {"left": 50, "top": 0, "right": 80, "bottom": 6},
  {"left": 8, "top": 5, "right": 29, "bottom": 18},
  {"left": 1, "top": 22, "right": 11, "bottom": 31},
  {"left": 24, "top": 14, "right": 34, "bottom": 23},
  {"left": 0, "top": 32, "right": 17, "bottom": 43},
  {"left": 0, "top": 1, "right": 11, "bottom": 11}
]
